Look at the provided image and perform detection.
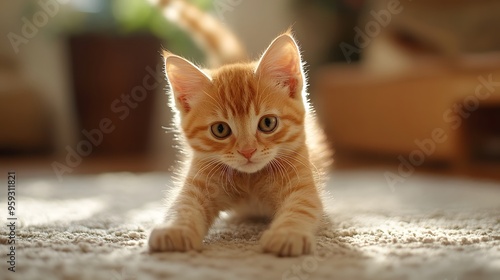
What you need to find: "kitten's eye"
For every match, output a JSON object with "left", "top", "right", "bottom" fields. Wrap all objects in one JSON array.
[
  {"left": 258, "top": 115, "right": 278, "bottom": 133},
  {"left": 210, "top": 122, "right": 232, "bottom": 139}
]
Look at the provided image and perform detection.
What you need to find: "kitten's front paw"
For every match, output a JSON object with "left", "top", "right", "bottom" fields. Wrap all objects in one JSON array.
[
  {"left": 149, "top": 224, "right": 202, "bottom": 252},
  {"left": 260, "top": 229, "right": 315, "bottom": 257}
]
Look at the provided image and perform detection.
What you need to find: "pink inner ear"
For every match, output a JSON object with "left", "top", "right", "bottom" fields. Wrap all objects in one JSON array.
[
  {"left": 279, "top": 54, "right": 300, "bottom": 98},
  {"left": 283, "top": 77, "right": 298, "bottom": 98},
  {"left": 170, "top": 78, "right": 193, "bottom": 112},
  {"left": 177, "top": 94, "right": 191, "bottom": 112}
]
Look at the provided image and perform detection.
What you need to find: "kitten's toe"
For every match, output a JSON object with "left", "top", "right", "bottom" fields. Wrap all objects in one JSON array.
[
  {"left": 148, "top": 224, "right": 202, "bottom": 252},
  {"left": 260, "top": 229, "right": 315, "bottom": 257}
]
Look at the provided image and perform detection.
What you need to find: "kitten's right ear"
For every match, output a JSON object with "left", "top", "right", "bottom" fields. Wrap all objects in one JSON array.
[
  {"left": 255, "top": 32, "right": 304, "bottom": 99},
  {"left": 164, "top": 52, "right": 211, "bottom": 113}
]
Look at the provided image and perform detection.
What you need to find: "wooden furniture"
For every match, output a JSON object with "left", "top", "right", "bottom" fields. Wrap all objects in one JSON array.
[
  {"left": 0, "top": 58, "right": 53, "bottom": 155},
  {"left": 314, "top": 54, "right": 500, "bottom": 172},
  {"left": 69, "top": 34, "right": 163, "bottom": 156}
]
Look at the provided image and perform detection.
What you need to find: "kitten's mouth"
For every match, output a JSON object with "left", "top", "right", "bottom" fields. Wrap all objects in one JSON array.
[
  {"left": 242, "top": 160, "right": 256, "bottom": 167},
  {"left": 237, "top": 160, "right": 266, "bottom": 173}
]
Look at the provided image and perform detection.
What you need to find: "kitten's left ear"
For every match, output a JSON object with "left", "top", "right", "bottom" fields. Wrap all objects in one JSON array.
[
  {"left": 164, "top": 52, "right": 211, "bottom": 114},
  {"left": 255, "top": 32, "right": 304, "bottom": 99}
]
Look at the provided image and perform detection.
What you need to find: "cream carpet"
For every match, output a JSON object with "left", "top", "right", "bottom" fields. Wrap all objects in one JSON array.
[{"left": 1, "top": 170, "right": 499, "bottom": 280}]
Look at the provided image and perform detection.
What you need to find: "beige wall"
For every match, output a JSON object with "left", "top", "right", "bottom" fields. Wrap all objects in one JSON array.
[{"left": 223, "top": 0, "right": 293, "bottom": 58}]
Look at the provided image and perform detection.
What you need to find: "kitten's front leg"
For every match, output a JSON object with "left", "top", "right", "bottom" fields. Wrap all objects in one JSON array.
[
  {"left": 149, "top": 182, "right": 219, "bottom": 252},
  {"left": 260, "top": 177, "right": 322, "bottom": 257}
]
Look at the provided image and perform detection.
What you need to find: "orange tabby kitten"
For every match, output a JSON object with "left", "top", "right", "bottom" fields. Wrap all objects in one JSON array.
[{"left": 148, "top": 0, "right": 331, "bottom": 257}]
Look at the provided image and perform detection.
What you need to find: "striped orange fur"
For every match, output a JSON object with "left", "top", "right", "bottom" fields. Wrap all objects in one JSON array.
[
  {"left": 149, "top": 0, "right": 247, "bottom": 66},
  {"left": 148, "top": 2, "right": 332, "bottom": 257}
]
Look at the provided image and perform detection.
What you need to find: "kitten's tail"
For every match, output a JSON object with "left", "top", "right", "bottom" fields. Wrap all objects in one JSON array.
[{"left": 148, "top": 0, "right": 247, "bottom": 66}]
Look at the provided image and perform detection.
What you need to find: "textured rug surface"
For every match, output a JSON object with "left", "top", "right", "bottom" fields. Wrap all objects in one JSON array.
[{"left": 1, "top": 170, "right": 499, "bottom": 280}]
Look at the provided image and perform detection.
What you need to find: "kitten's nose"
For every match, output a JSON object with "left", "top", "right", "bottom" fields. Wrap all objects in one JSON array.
[{"left": 238, "top": 148, "right": 256, "bottom": 160}]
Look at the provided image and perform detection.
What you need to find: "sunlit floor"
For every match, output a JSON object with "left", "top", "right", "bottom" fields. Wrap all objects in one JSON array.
[{"left": 0, "top": 170, "right": 499, "bottom": 280}]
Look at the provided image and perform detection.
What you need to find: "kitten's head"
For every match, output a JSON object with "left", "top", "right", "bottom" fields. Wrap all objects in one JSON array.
[{"left": 165, "top": 32, "right": 308, "bottom": 173}]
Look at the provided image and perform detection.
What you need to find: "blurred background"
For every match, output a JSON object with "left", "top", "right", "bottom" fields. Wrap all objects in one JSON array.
[{"left": 1, "top": 0, "right": 499, "bottom": 181}]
